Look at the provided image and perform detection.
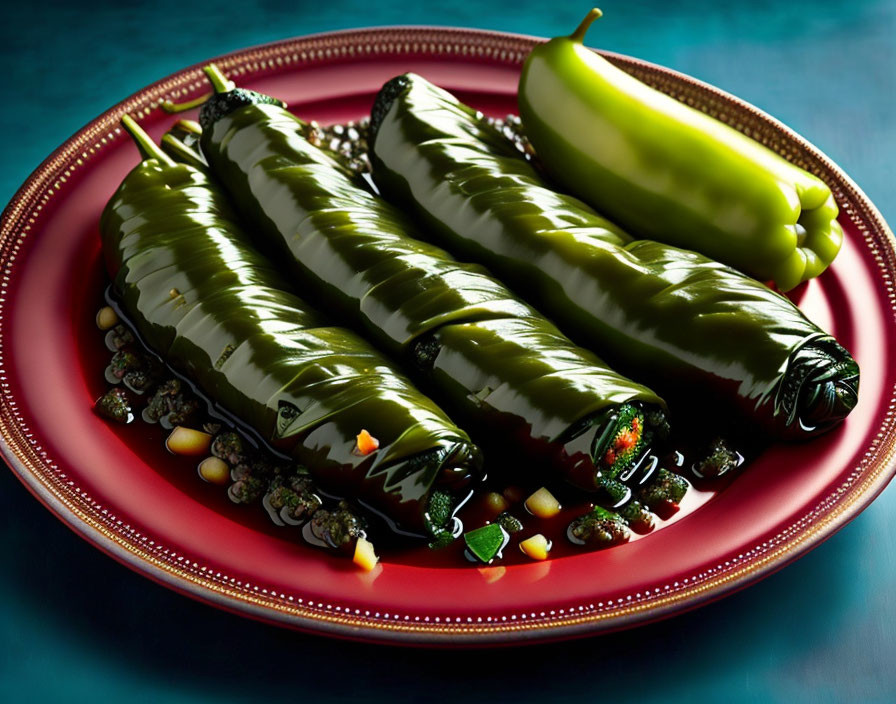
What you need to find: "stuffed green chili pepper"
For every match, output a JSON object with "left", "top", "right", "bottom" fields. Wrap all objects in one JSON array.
[
  {"left": 193, "top": 66, "right": 667, "bottom": 496},
  {"left": 368, "top": 73, "right": 859, "bottom": 440},
  {"left": 517, "top": 9, "right": 842, "bottom": 292},
  {"left": 101, "top": 115, "right": 482, "bottom": 539}
]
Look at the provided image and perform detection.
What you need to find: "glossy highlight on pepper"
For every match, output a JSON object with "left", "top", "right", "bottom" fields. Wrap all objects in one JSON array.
[
  {"left": 193, "top": 65, "right": 667, "bottom": 494},
  {"left": 100, "top": 114, "right": 482, "bottom": 538},
  {"left": 517, "top": 8, "right": 842, "bottom": 291},
  {"left": 368, "top": 73, "right": 859, "bottom": 440}
]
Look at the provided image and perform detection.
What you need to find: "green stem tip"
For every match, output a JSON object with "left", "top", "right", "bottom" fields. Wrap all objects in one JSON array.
[
  {"left": 175, "top": 119, "right": 203, "bottom": 135},
  {"left": 120, "top": 114, "right": 175, "bottom": 166},
  {"left": 160, "top": 133, "right": 207, "bottom": 171},
  {"left": 571, "top": 7, "right": 602, "bottom": 43},
  {"left": 204, "top": 63, "right": 236, "bottom": 94},
  {"left": 161, "top": 92, "right": 213, "bottom": 114}
]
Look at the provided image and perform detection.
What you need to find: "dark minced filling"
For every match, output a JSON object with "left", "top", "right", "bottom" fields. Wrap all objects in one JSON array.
[
  {"left": 562, "top": 403, "right": 667, "bottom": 474},
  {"left": 369, "top": 74, "right": 412, "bottom": 143},
  {"left": 198, "top": 88, "right": 285, "bottom": 131}
]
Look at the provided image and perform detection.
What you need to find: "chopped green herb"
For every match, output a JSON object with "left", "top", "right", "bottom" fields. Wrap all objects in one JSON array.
[
  {"left": 428, "top": 531, "right": 457, "bottom": 550},
  {"left": 425, "top": 490, "right": 453, "bottom": 531},
  {"left": 595, "top": 476, "right": 631, "bottom": 506},
  {"left": 596, "top": 404, "right": 646, "bottom": 477},
  {"left": 464, "top": 523, "right": 509, "bottom": 564}
]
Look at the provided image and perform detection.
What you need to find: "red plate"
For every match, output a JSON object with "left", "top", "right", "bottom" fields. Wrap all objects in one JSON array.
[{"left": 2, "top": 27, "right": 895, "bottom": 645}]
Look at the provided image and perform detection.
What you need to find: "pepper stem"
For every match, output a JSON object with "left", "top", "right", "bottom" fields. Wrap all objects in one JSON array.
[
  {"left": 160, "top": 134, "right": 207, "bottom": 171},
  {"left": 204, "top": 63, "right": 236, "bottom": 94},
  {"left": 175, "top": 119, "right": 203, "bottom": 135},
  {"left": 570, "top": 8, "right": 602, "bottom": 43},
  {"left": 120, "top": 115, "right": 175, "bottom": 166},
  {"left": 161, "top": 92, "right": 213, "bottom": 114}
]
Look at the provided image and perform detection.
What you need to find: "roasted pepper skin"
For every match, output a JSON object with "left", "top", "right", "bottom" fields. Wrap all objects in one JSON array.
[
  {"left": 101, "top": 117, "right": 481, "bottom": 537},
  {"left": 517, "top": 9, "right": 842, "bottom": 292},
  {"left": 368, "top": 74, "right": 859, "bottom": 440},
  {"left": 197, "top": 86, "right": 666, "bottom": 492}
]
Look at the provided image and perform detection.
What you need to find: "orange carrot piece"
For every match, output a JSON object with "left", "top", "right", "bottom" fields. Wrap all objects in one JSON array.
[{"left": 355, "top": 428, "right": 380, "bottom": 455}]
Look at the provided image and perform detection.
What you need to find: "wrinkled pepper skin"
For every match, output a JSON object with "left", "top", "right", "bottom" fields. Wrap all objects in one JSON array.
[
  {"left": 517, "top": 10, "right": 842, "bottom": 292},
  {"left": 101, "top": 120, "right": 481, "bottom": 537},
  {"left": 197, "top": 91, "right": 666, "bottom": 492},
  {"left": 368, "top": 73, "right": 860, "bottom": 440}
]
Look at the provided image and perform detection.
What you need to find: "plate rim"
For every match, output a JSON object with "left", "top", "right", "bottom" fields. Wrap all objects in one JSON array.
[{"left": 2, "top": 24, "right": 895, "bottom": 646}]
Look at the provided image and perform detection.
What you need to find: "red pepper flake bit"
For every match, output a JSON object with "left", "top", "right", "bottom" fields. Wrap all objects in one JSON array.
[
  {"left": 354, "top": 429, "right": 379, "bottom": 456},
  {"left": 614, "top": 427, "right": 638, "bottom": 453},
  {"left": 603, "top": 415, "right": 645, "bottom": 468}
]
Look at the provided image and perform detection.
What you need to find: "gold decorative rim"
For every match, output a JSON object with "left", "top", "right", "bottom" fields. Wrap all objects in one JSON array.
[{"left": 1, "top": 26, "right": 895, "bottom": 645}]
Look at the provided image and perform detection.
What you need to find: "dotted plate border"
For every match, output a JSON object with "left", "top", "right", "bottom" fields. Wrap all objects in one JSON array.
[{"left": 1, "top": 26, "right": 895, "bottom": 645}]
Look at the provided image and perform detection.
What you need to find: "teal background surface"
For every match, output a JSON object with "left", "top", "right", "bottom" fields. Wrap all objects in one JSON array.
[{"left": 1, "top": 1, "right": 894, "bottom": 701}]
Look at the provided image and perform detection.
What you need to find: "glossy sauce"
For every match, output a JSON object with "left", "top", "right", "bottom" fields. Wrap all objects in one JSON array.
[
  {"left": 81, "top": 282, "right": 302, "bottom": 545},
  {"left": 386, "top": 450, "right": 728, "bottom": 568},
  {"left": 84, "top": 286, "right": 742, "bottom": 569}
]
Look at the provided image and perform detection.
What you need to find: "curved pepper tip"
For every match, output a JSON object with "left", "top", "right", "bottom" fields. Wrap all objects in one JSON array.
[
  {"left": 370, "top": 74, "right": 413, "bottom": 144},
  {"left": 197, "top": 65, "right": 286, "bottom": 131},
  {"left": 198, "top": 88, "right": 286, "bottom": 131},
  {"left": 120, "top": 114, "right": 176, "bottom": 167},
  {"left": 776, "top": 337, "right": 859, "bottom": 436},
  {"left": 203, "top": 63, "right": 236, "bottom": 94},
  {"left": 437, "top": 441, "right": 484, "bottom": 492}
]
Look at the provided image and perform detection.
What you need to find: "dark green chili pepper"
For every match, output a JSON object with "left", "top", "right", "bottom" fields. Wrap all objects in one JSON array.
[
  {"left": 367, "top": 73, "right": 860, "bottom": 440},
  {"left": 101, "top": 114, "right": 482, "bottom": 538},
  {"left": 194, "top": 65, "right": 667, "bottom": 493}
]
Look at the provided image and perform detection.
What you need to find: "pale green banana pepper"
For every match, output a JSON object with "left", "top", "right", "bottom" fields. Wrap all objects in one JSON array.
[{"left": 518, "top": 8, "right": 843, "bottom": 291}]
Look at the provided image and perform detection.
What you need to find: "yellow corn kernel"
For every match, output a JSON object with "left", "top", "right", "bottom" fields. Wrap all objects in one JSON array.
[
  {"left": 96, "top": 306, "right": 119, "bottom": 331},
  {"left": 519, "top": 534, "right": 551, "bottom": 561},
  {"left": 353, "top": 537, "right": 379, "bottom": 572},
  {"left": 198, "top": 456, "right": 229, "bottom": 485},
  {"left": 166, "top": 426, "right": 212, "bottom": 456},
  {"left": 524, "top": 487, "right": 561, "bottom": 519}
]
